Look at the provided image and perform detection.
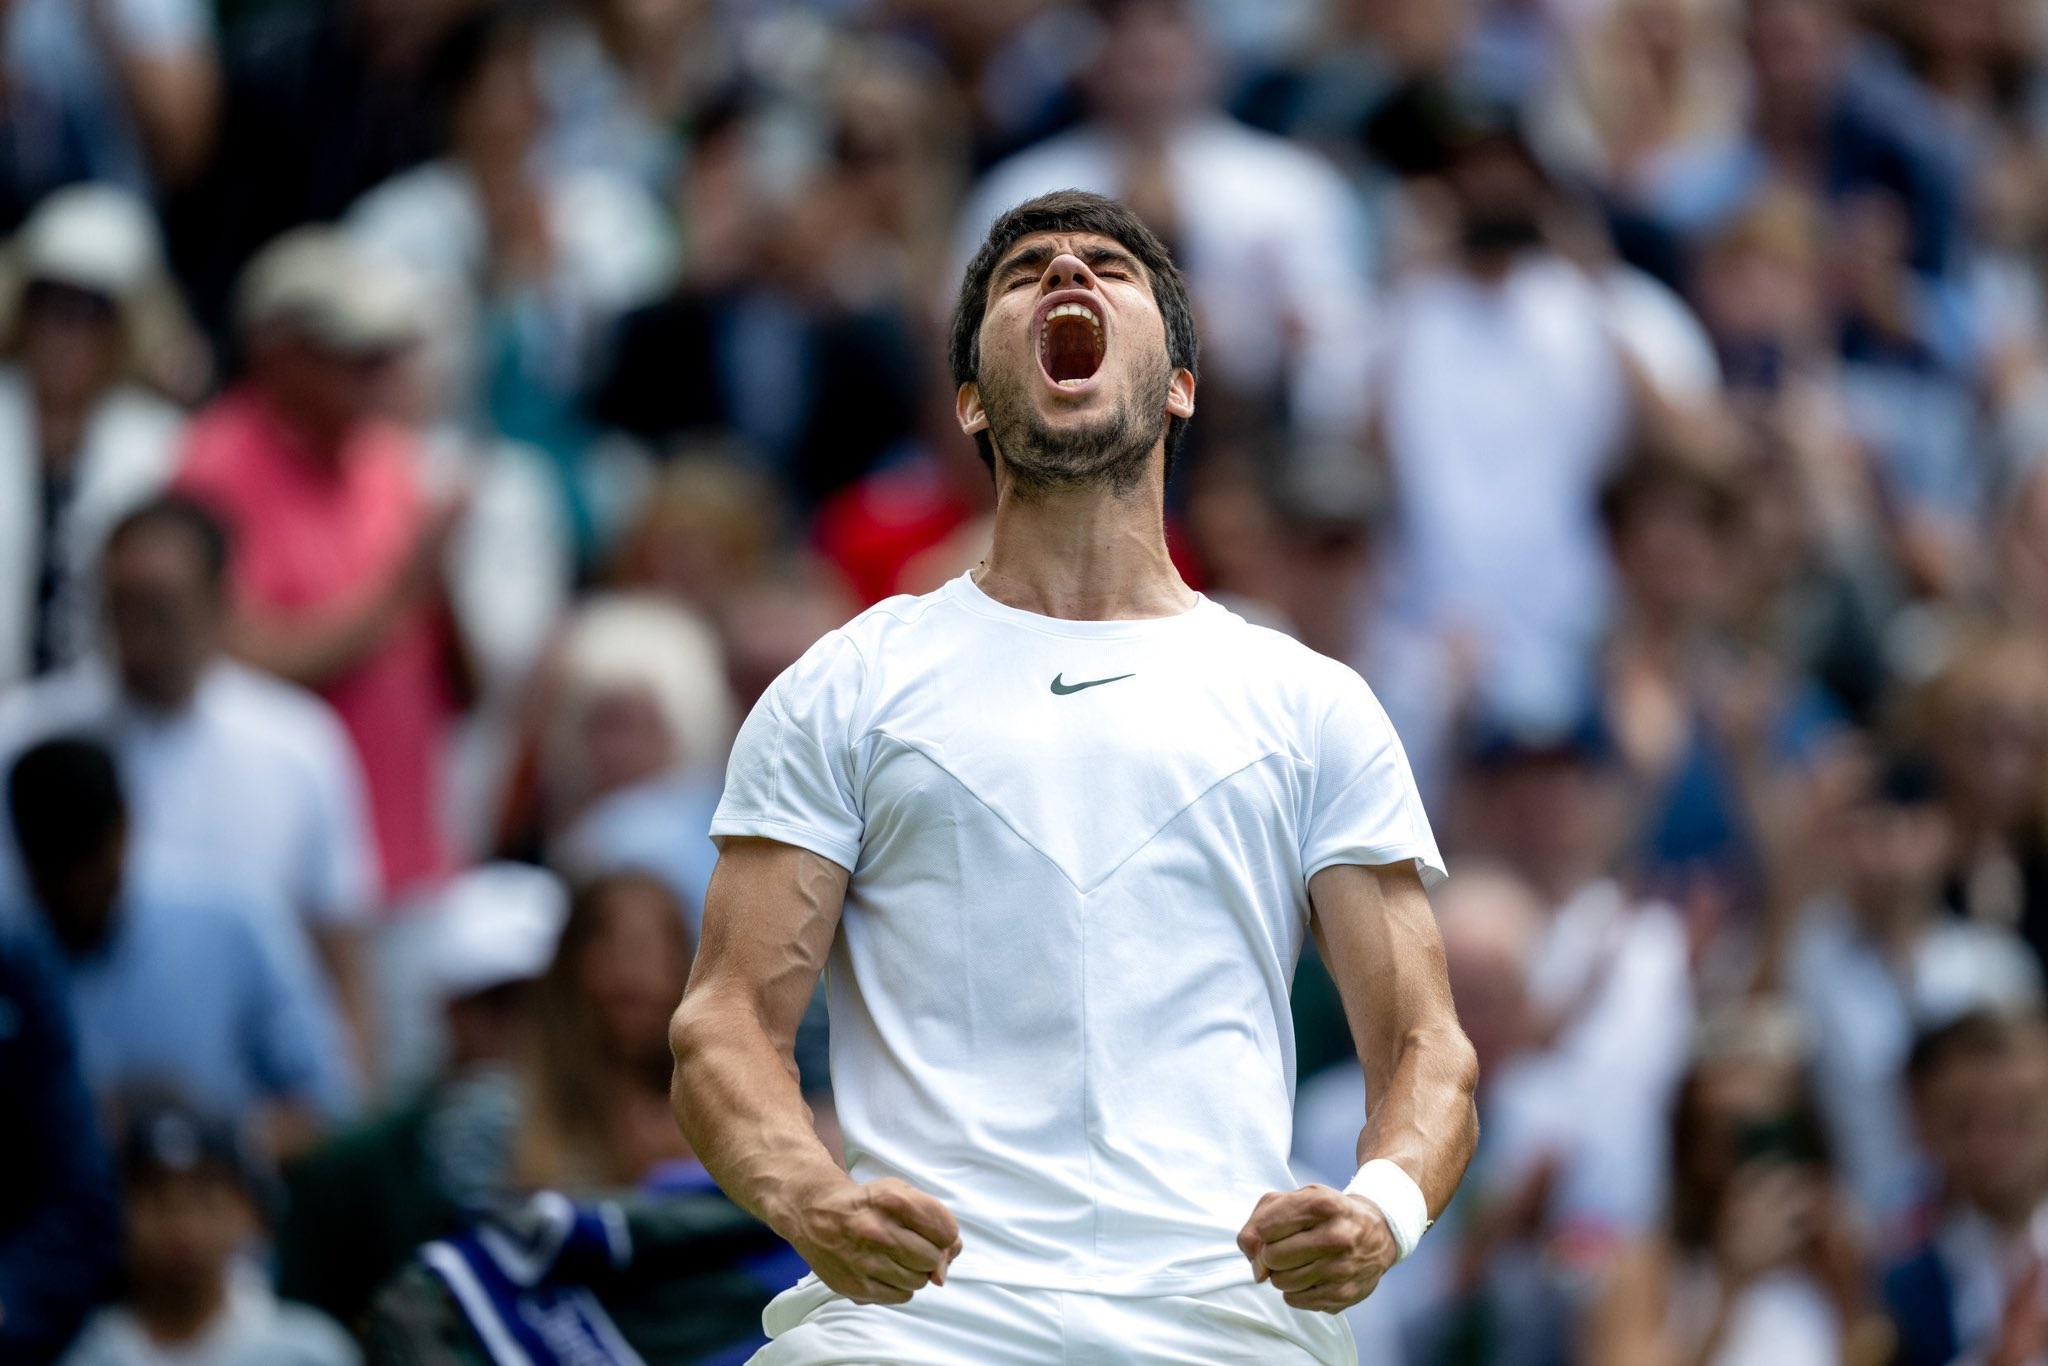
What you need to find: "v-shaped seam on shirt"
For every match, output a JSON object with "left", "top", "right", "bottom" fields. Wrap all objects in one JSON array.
[{"left": 869, "top": 734, "right": 1296, "bottom": 894}]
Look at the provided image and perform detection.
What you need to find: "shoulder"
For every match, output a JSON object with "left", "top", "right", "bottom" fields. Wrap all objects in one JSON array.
[
  {"left": 209, "top": 663, "right": 352, "bottom": 753},
  {"left": 267, "top": 1299, "right": 363, "bottom": 1366},
  {"left": 1212, "top": 612, "right": 1378, "bottom": 713}
]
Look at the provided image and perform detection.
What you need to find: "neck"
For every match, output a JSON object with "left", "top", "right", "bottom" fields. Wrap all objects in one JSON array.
[
  {"left": 134, "top": 1274, "right": 230, "bottom": 1347},
  {"left": 975, "top": 463, "right": 1194, "bottom": 620}
]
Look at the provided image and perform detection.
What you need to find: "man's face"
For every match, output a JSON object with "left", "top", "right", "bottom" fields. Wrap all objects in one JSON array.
[
  {"left": 104, "top": 527, "right": 221, "bottom": 710},
  {"left": 126, "top": 1169, "right": 252, "bottom": 1302},
  {"left": 960, "top": 230, "right": 1193, "bottom": 495},
  {"left": 1916, "top": 1038, "right": 2048, "bottom": 1220}
]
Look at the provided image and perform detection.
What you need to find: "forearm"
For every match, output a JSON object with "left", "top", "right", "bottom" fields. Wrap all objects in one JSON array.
[
  {"left": 670, "top": 993, "right": 847, "bottom": 1237},
  {"left": 231, "top": 590, "right": 412, "bottom": 689},
  {"left": 1352, "top": 1019, "right": 1480, "bottom": 1217}
]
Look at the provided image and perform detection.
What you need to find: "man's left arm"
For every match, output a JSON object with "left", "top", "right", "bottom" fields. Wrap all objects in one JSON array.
[{"left": 1237, "top": 861, "right": 1479, "bottom": 1313}]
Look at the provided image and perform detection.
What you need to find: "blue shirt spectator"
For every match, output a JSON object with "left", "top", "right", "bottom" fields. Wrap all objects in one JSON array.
[
  {"left": 5, "top": 736, "right": 356, "bottom": 1143},
  {"left": 0, "top": 918, "right": 120, "bottom": 1363}
]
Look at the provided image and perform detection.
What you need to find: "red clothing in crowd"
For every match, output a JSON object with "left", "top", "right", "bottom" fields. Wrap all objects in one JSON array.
[{"left": 174, "top": 388, "right": 452, "bottom": 900}]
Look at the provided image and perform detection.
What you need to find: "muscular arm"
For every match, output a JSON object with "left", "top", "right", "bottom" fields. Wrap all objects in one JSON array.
[
  {"left": 1239, "top": 861, "right": 1479, "bottom": 1312},
  {"left": 1313, "top": 861, "right": 1479, "bottom": 1211},
  {"left": 669, "top": 837, "right": 959, "bottom": 1303},
  {"left": 669, "top": 838, "right": 848, "bottom": 1231}
]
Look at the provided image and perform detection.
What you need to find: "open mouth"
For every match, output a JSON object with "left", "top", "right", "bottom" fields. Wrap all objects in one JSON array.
[{"left": 1038, "top": 300, "right": 1105, "bottom": 388}]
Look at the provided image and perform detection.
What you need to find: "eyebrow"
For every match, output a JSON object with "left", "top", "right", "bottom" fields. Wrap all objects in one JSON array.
[{"left": 993, "top": 241, "right": 1146, "bottom": 286}]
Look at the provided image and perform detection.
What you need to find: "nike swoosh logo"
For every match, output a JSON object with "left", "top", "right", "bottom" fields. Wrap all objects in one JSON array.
[{"left": 1050, "top": 672, "right": 1135, "bottom": 696}]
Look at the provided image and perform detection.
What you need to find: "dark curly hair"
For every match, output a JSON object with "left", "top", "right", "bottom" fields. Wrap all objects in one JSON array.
[{"left": 948, "top": 189, "right": 1199, "bottom": 480}]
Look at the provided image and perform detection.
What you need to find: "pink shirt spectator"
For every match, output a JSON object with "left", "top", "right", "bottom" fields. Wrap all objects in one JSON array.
[{"left": 175, "top": 387, "right": 451, "bottom": 900}]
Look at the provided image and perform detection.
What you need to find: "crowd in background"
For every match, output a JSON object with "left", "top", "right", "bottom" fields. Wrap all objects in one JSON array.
[{"left": 0, "top": 0, "right": 2047, "bottom": 1361}]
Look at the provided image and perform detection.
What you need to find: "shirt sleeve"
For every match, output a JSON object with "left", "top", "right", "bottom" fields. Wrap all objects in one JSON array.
[
  {"left": 710, "top": 631, "right": 866, "bottom": 873},
  {"left": 237, "top": 907, "right": 358, "bottom": 1120},
  {"left": 1301, "top": 665, "right": 1446, "bottom": 887},
  {"left": 298, "top": 710, "right": 380, "bottom": 923}
]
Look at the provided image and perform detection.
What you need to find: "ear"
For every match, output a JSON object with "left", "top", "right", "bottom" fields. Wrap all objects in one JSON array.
[
  {"left": 1166, "top": 367, "right": 1195, "bottom": 420},
  {"left": 956, "top": 381, "right": 989, "bottom": 436}
]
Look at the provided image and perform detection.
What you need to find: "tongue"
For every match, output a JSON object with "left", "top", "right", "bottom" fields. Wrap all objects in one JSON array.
[{"left": 1045, "top": 316, "right": 1101, "bottom": 382}]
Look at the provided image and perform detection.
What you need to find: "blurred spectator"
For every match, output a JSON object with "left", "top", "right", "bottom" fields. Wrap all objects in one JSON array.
[
  {"left": 61, "top": 1094, "right": 358, "bottom": 1366},
  {"left": 1883, "top": 1010, "right": 2048, "bottom": 1366},
  {"left": 607, "top": 451, "right": 788, "bottom": 614},
  {"left": 540, "top": 596, "right": 735, "bottom": 934},
  {"left": 0, "top": 185, "right": 189, "bottom": 687},
  {"left": 1787, "top": 751, "right": 2042, "bottom": 1231},
  {"left": 590, "top": 87, "right": 927, "bottom": 509},
  {"left": 1594, "top": 448, "right": 1856, "bottom": 903},
  {"left": 1584, "top": 1005, "right": 1884, "bottom": 1366},
  {"left": 0, "top": 498, "right": 379, "bottom": 1059},
  {"left": 1650, "top": 0, "right": 1964, "bottom": 279},
  {"left": 1454, "top": 710, "right": 1695, "bottom": 1241},
  {"left": 0, "top": 917, "right": 120, "bottom": 1364},
  {"left": 5, "top": 737, "right": 354, "bottom": 1152},
  {"left": 170, "top": 0, "right": 476, "bottom": 335},
  {"left": 1368, "top": 95, "right": 1632, "bottom": 733},
  {"left": 1918, "top": 629, "right": 2048, "bottom": 970},
  {"left": 175, "top": 229, "right": 473, "bottom": 901},
  {"left": 510, "top": 871, "right": 694, "bottom": 1194},
  {"left": 535, "top": 0, "right": 737, "bottom": 191},
  {"left": 1295, "top": 864, "right": 1577, "bottom": 1366},
  {"left": 277, "top": 862, "right": 564, "bottom": 1333},
  {"left": 1535, "top": 0, "right": 1747, "bottom": 248},
  {"left": 0, "top": 0, "right": 219, "bottom": 227},
  {"left": 348, "top": 0, "right": 672, "bottom": 562},
  {"left": 954, "top": 0, "right": 1374, "bottom": 453}
]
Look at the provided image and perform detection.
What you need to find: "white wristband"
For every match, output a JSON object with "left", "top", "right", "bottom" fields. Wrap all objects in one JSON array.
[{"left": 1344, "top": 1159, "right": 1431, "bottom": 1262}]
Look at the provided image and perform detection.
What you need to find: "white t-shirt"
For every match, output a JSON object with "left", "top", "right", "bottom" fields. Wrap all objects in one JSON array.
[
  {"left": 711, "top": 573, "right": 1444, "bottom": 1294},
  {"left": 0, "top": 660, "right": 378, "bottom": 925}
]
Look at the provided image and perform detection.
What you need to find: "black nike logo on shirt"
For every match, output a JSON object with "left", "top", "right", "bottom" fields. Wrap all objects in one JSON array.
[{"left": 1050, "top": 672, "right": 1135, "bottom": 696}]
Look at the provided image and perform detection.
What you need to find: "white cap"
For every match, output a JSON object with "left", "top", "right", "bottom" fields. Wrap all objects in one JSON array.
[
  {"left": 15, "top": 183, "right": 165, "bottom": 303},
  {"left": 236, "top": 226, "right": 422, "bottom": 354},
  {"left": 424, "top": 863, "right": 570, "bottom": 1000}
]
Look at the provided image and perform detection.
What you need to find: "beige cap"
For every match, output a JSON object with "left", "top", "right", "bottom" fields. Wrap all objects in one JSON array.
[
  {"left": 235, "top": 226, "right": 422, "bottom": 354},
  {"left": 15, "top": 183, "right": 165, "bottom": 301}
]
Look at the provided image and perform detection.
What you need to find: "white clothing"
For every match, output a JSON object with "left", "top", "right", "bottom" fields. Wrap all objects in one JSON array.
[
  {"left": 1670, "top": 1264, "right": 1841, "bottom": 1366},
  {"left": 754, "top": 1271, "right": 1355, "bottom": 1365},
  {"left": 0, "top": 660, "right": 378, "bottom": 928},
  {"left": 1526, "top": 879, "right": 1695, "bottom": 1236},
  {"left": 712, "top": 573, "right": 1443, "bottom": 1296},
  {"left": 60, "top": 1271, "right": 359, "bottom": 1366},
  {"left": 1790, "top": 898, "right": 2043, "bottom": 1226},
  {"left": 0, "top": 370, "right": 183, "bottom": 686},
  {"left": 1374, "top": 255, "right": 1629, "bottom": 730},
  {"left": 955, "top": 116, "right": 1375, "bottom": 442}
]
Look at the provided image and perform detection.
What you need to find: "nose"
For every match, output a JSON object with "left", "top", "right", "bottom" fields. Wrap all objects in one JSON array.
[{"left": 1041, "top": 253, "right": 1095, "bottom": 293}]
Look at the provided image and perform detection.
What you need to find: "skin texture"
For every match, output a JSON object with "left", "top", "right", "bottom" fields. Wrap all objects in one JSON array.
[
  {"left": 1239, "top": 863, "right": 1479, "bottom": 1312},
  {"left": 670, "top": 225, "right": 1479, "bottom": 1313}
]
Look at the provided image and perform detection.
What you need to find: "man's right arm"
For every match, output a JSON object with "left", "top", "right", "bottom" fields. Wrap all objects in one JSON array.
[{"left": 669, "top": 836, "right": 960, "bottom": 1305}]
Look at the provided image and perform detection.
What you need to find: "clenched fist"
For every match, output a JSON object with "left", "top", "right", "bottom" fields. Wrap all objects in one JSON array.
[
  {"left": 1237, "top": 1184, "right": 1400, "bottom": 1314},
  {"left": 791, "top": 1177, "right": 963, "bottom": 1305}
]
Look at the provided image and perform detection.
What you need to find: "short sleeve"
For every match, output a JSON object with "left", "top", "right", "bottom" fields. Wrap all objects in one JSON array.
[
  {"left": 1302, "top": 666, "right": 1446, "bottom": 887},
  {"left": 710, "top": 632, "right": 866, "bottom": 872}
]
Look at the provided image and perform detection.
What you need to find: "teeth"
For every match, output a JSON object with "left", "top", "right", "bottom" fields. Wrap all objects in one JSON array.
[
  {"left": 1045, "top": 302, "right": 1101, "bottom": 328},
  {"left": 1057, "top": 377, "right": 1089, "bottom": 388}
]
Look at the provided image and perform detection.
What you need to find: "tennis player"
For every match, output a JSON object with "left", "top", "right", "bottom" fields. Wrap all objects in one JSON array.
[{"left": 670, "top": 189, "right": 1478, "bottom": 1363}]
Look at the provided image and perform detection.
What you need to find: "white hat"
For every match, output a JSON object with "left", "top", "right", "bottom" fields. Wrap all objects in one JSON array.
[
  {"left": 236, "top": 226, "right": 422, "bottom": 354},
  {"left": 15, "top": 184, "right": 164, "bottom": 301},
  {"left": 424, "top": 863, "right": 570, "bottom": 1000}
]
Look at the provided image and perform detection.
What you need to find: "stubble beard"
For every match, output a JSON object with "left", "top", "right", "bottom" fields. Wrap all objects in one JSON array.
[{"left": 979, "top": 349, "right": 1170, "bottom": 499}]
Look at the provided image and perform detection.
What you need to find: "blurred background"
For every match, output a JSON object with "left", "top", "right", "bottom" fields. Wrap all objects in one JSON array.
[{"left": 0, "top": 0, "right": 2046, "bottom": 1361}]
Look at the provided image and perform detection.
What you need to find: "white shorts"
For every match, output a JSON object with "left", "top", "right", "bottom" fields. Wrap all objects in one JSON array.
[{"left": 750, "top": 1272, "right": 1358, "bottom": 1365}]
